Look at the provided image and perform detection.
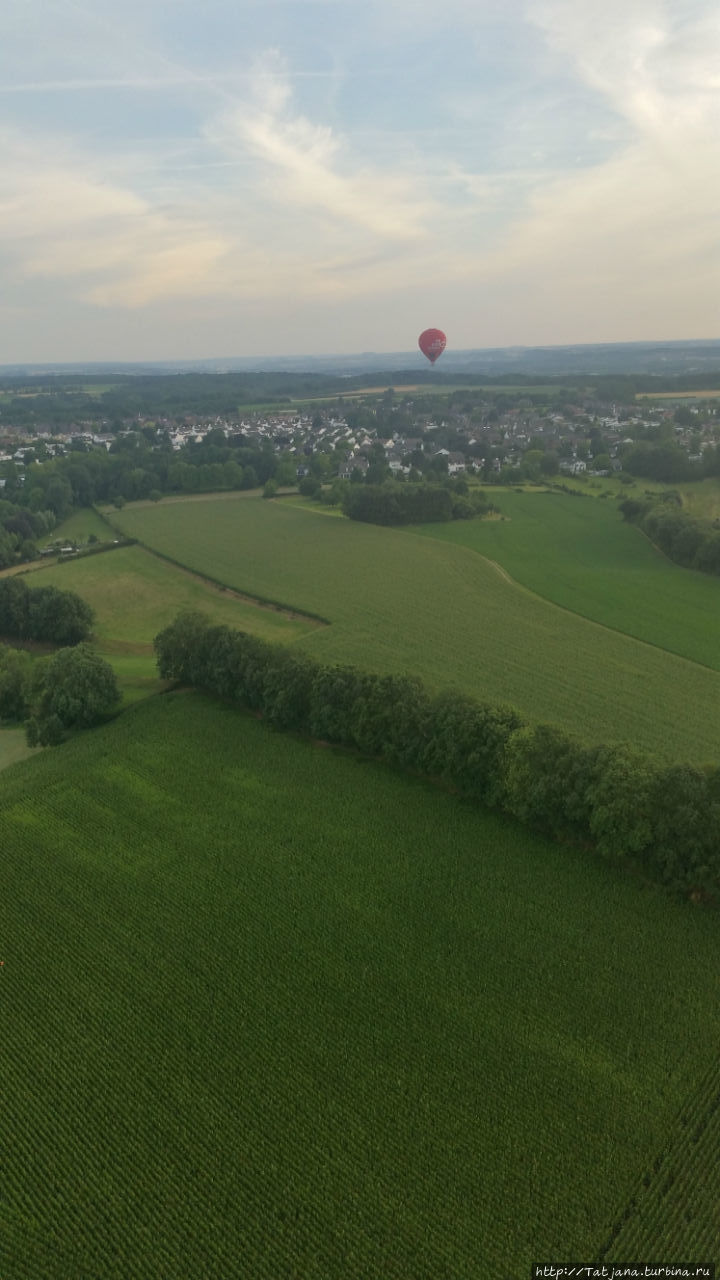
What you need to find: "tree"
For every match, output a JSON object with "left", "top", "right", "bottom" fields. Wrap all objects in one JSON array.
[
  {"left": 29, "top": 644, "right": 120, "bottom": 744},
  {"left": 0, "top": 645, "right": 33, "bottom": 722},
  {"left": 299, "top": 475, "right": 321, "bottom": 498},
  {"left": 27, "top": 586, "right": 94, "bottom": 645}
]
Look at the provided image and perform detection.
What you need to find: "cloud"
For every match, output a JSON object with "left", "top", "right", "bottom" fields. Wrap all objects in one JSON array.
[
  {"left": 0, "top": 131, "right": 231, "bottom": 307},
  {"left": 205, "top": 53, "right": 435, "bottom": 241}
]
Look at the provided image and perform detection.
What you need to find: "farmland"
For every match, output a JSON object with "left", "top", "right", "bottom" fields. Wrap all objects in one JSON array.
[
  {"left": 2, "top": 693, "right": 719, "bottom": 1278},
  {"left": 411, "top": 488, "right": 720, "bottom": 671},
  {"left": 108, "top": 493, "right": 720, "bottom": 762},
  {"left": 603, "top": 1057, "right": 720, "bottom": 1261}
]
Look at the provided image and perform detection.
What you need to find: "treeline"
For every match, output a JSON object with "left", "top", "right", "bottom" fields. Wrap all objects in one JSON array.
[
  {"left": 341, "top": 482, "right": 496, "bottom": 525},
  {"left": 1, "top": 433, "right": 281, "bottom": 526},
  {"left": 155, "top": 613, "right": 720, "bottom": 900},
  {"left": 0, "top": 499, "right": 57, "bottom": 569},
  {"left": 0, "top": 578, "right": 94, "bottom": 645},
  {"left": 620, "top": 494, "right": 720, "bottom": 576}
]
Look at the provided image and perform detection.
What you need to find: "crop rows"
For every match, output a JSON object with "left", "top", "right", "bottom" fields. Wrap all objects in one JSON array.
[
  {"left": 599, "top": 1059, "right": 720, "bottom": 1261},
  {"left": 2, "top": 695, "right": 720, "bottom": 1276}
]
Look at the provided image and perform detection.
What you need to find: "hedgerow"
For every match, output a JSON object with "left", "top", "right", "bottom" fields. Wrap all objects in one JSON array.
[
  {"left": 155, "top": 612, "right": 720, "bottom": 899},
  {"left": 620, "top": 491, "right": 720, "bottom": 577}
]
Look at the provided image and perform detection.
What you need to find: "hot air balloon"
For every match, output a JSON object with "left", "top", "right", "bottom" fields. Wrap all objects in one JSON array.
[{"left": 418, "top": 328, "right": 446, "bottom": 364}]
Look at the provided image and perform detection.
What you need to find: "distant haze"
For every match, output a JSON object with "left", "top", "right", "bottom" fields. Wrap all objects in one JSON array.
[
  {"left": 1, "top": 0, "right": 718, "bottom": 361},
  {"left": 2, "top": 340, "right": 720, "bottom": 380}
]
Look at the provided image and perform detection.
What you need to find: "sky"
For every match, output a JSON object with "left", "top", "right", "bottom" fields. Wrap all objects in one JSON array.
[{"left": 1, "top": 0, "right": 718, "bottom": 362}]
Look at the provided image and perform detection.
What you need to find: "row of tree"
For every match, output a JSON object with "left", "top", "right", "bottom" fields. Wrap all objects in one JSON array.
[
  {"left": 154, "top": 613, "right": 720, "bottom": 900},
  {"left": 341, "top": 482, "right": 496, "bottom": 525},
  {"left": 0, "top": 578, "right": 95, "bottom": 646},
  {"left": 620, "top": 494, "right": 720, "bottom": 576}
]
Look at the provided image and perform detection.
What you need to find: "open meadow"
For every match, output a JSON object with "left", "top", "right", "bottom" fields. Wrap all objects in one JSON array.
[
  {"left": 108, "top": 493, "right": 720, "bottom": 762},
  {"left": 675, "top": 476, "right": 720, "bottom": 522},
  {"left": 1, "top": 693, "right": 719, "bottom": 1278}
]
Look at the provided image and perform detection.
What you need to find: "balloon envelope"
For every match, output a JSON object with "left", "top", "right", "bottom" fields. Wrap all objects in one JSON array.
[{"left": 418, "top": 328, "right": 446, "bottom": 364}]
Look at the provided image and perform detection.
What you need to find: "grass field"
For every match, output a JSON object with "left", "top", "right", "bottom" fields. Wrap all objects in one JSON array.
[
  {"left": 23, "top": 543, "right": 319, "bottom": 699},
  {"left": 53, "top": 507, "right": 117, "bottom": 543},
  {"left": 1, "top": 693, "right": 719, "bottom": 1278},
  {"left": 296, "top": 383, "right": 566, "bottom": 404},
  {"left": 0, "top": 727, "right": 37, "bottom": 772},
  {"left": 108, "top": 493, "right": 720, "bottom": 762},
  {"left": 676, "top": 476, "right": 720, "bottom": 521},
  {"left": 411, "top": 489, "right": 720, "bottom": 671},
  {"left": 636, "top": 389, "right": 720, "bottom": 399}
]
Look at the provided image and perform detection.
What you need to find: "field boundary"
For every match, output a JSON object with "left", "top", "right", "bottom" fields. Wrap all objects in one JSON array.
[
  {"left": 424, "top": 537, "right": 720, "bottom": 677},
  {"left": 100, "top": 513, "right": 331, "bottom": 626}
]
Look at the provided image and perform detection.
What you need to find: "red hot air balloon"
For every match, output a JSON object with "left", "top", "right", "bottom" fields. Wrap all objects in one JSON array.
[{"left": 418, "top": 328, "right": 446, "bottom": 364}]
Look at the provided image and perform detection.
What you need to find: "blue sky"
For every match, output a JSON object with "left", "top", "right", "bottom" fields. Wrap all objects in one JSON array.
[{"left": 1, "top": 0, "right": 718, "bottom": 361}]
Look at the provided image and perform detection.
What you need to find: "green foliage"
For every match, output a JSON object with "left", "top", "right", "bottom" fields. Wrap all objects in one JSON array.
[
  {"left": 621, "top": 491, "right": 720, "bottom": 579},
  {"left": 0, "top": 578, "right": 94, "bottom": 646},
  {"left": 30, "top": 643, "right": 120, "bottom": 743},
  {"left": 342, "top": 482, "right": 456, "bottom": 525},
  {"left": 0, "top": 498, "right": 56, "bottom": 569},
  {"left": 502, "top": 723, "right": 598, "bottom": 840},
  {"left": 622, "top": 442, "right": 698, "bottom": 483},
  {"left": 585, "top": 744, "right": 657, "bottom": 860},
  {"left": 421, "top": 690, "right": 521, "bottom": 807},
  {"left": 0, "top": 644, "right": 33, "bottom": 722},
  {"left": 298, "top": 475, "right": 322, "bottom": 497}
]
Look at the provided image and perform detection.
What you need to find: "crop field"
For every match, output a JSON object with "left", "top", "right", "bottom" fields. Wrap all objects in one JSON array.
[
  {"left": 23, "top": 543, "right": 319, "bottom": 697},
  {"left": 602, "top": 1058, "right": 720, "bottom": 1261},
  {"left": 1, "top": 693, "right": 719, "bottom": 1278},
  {"left": 411, "top": 488, "right": 720, "bottom": 671},
  {"left": 109, "top": 494, "right": 720, "bottom": 761}
]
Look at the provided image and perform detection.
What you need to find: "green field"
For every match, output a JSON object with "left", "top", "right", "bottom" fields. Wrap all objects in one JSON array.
[
  {"left": 20, "top": 543, "right": 320, "bottom": 699},
  {"left": 604, "top": 1056, "right": 720, "bottom": 1260},
  {"left": 0, "top": 726, "right": 37, "bottom": 772},
  {"left": 2, "top": 693, "right": 719, "bottom": 1278},
  {"left": 677, "top": 477, "right": 720, "bottom": 522},
  {"left": 53, "top": 507, "right": 117, "bottom": 543},
  {"left": 411, "top": 489, "right": 720, "bottom": 671},
  {"left": 108, "top": 494, "right": 720, "bottom": 762}
]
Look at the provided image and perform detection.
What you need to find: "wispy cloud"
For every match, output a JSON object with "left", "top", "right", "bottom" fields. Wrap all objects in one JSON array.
[
  {"left": 471, "top": 1, "right": 720, "bottom": 337},
  {"left": 0, "top": 131, "right": 231, "bottom": 307},
  {"left": 205, "top": 54, "right": 435, "bottom": 240}
]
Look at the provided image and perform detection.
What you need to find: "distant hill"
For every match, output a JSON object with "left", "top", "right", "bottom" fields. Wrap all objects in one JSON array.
[{"left": 2, "top": 338, "right": 719, "bottom": 379}]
